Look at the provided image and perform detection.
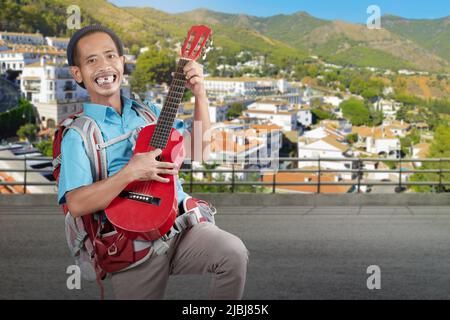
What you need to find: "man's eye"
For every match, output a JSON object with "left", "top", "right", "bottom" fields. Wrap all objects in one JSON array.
[
  {"left": 87, "top": 58, "right": 96, "bottom": 64},
  {"left": 108, "top": 54, "right": 117, "bottom": 59}
]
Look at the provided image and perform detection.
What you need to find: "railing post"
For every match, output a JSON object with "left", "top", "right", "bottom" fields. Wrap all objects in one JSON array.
[
  {"left": 438, "top": 158, "right": 443, "bottom": 193},
  {"left": 231, "top": 163, "right": 235, "bottom": 193},
  {"left": 272, "top": 170, "right": 276, "bottom": 194},
  {"left": 357, "top": 158, "right": 361, "bottom": 193},
  {"left": 189, "top": 164, "right": 193, "bottom": 193},
  {"left": 23, "top": 156, "right": 27, "bottom": 194},
  {"left": 317, "top": 157, "right": 321, "bottom": 194},
  {"left": 398, "top": 157, "right": 402, "bottom": 192}
]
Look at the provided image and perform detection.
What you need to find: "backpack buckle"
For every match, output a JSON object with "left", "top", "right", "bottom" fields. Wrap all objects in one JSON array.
[{"left": 108, "top": 244, "right": 118, "bottom": 256}]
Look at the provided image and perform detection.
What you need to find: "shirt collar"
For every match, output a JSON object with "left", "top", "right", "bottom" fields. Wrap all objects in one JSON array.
[{"left": 82, "top": 95, "right": 133, "bottom": 124}]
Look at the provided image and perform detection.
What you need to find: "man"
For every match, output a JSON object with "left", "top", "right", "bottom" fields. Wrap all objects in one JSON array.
[{"left": 59, "top": 25, "right": 249, "bottom": 299}]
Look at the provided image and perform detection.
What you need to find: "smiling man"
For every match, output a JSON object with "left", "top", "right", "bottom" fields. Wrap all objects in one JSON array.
[{"left": 59, "top": 25, "right": 249, "bottom": 300}]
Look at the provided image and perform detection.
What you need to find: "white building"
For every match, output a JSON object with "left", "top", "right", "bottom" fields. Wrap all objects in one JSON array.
[
  {"left": 204, "top": 77, "right": 292, "bottom": 98},
  {"left": 297, "top": 135, "right": 353, "bottom": 180},
  {"left": 296, "top": 108, "right": 313, "bottom": 128},
  {"left": 0, "top": 31, "right": 44, "bottom": 45},
  {"left": 204, "top": 77, "right": 257, "bottom": 97},
  {"left": 373, "top": 99, "right": 402, "bottom": 119},
  {"left": 382, "top": 119, "right": 410, "bottom": 137},
  {"left": 45, "top": 37, "right": 69, "bottom": 50},
  {"left": 243, "top": 109, "right": 297, "bottom": 131},
  {"left": 0, "top": 49, "right": 39, "bottom": 73},
  {"left": 0, "top": 46, "right": 65, "bottom": 73},
  {"left": 20, "top": 57, "right": 89, "bottom": 128},
  {"left": 247, "top": 99, "right": 290, "bottom": 113},
  {"left": 209, "top": 104, "right": 230, "bottom": 123},
  {"left": 323, "top": 96, "right": 343, "bottom": 107},
  {"left": 366, "top": 137, "right": 401, "bottom": 158}
]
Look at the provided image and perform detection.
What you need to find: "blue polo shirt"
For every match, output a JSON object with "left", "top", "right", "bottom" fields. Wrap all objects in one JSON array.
[{"left": 57, "top": 95, "right": 189, "bottom": 205}]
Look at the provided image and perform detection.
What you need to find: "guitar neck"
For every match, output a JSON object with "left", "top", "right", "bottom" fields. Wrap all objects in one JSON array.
[{"left": 150, "top": 58, "right": 190, "bottom": 149}]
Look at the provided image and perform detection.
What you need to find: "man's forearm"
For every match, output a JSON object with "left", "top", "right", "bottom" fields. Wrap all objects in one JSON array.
[{"left": 65, "top": 166, "right": 133, "bottom": 217}]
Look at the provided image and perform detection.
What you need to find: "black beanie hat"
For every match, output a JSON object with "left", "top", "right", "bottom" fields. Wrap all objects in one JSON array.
[{"left": 67, "top": 24, "right": 124, "bottom": 89}]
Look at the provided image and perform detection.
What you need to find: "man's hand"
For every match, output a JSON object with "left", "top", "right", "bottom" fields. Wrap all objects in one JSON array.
[
  {"left": 124, "top": 149, "right": 178, "bottom": 183},
  {"left": 183, "top": 60, "right": 206, "bottom": 98}
]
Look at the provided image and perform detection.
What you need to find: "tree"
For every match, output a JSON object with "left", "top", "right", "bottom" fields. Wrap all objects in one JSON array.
[
  {"left": 227, "top": 102, "right": 245, "bottom": 120},
  {"left": 17, "top": 124, "right": 38, "bottom": 142},
  {"left": 130, "top": 47, "right": 176, "bottom": 95},
  {"left": 0, "top": 99, "right": 37, "bottom": 139},
  {"left": 410, "top": 124, "right": 450, "bottom": 192},
  {"left": 36, "top": 139, "right": 53, "bottom": 157},
  {"left": 130, "top": 44, "right": 140, "bottom": 57},
  {"left": 340, "top": 99, "right": 371, "bottom": 126},
  {"left": 346, "top": 133, "right": 359, "bottom": 144},
  {"left": 311, "top": 108, "right": 336, "bottom": 122}
]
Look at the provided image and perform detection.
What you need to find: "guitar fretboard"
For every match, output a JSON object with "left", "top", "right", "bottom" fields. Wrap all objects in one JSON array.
[{"left": 150, "top": 58, "right": 189, "bottom": 149}]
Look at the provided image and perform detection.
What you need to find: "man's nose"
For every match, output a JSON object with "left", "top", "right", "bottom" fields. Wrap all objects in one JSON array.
[{"left": 97, "top": 56, "right": 113, "bottom": 69}]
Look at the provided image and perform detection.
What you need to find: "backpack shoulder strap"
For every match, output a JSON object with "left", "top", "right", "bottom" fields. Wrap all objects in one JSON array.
[
  {"left": 130, "top": 93, "right": 157, "bottom": 124},
  {"left": 65, "top": 116, "right": 108, "bottom": 182}
]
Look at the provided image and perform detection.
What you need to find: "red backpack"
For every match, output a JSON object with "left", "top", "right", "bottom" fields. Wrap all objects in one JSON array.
[{"left": 52, "top": 99, "right": 158, "bottom": 298}]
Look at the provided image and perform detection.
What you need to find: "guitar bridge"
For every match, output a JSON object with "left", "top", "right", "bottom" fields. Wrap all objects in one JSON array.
[{"left": 119, "top": 191, "right": 161, "bottom": 205}]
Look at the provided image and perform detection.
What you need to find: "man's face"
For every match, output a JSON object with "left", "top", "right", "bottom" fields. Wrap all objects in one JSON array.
[{"left": 70, "top": 32, "right": 124, "bottom": 98}]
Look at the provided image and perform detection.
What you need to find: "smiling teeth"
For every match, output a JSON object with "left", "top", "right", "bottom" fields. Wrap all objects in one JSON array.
[{"left": 96, "top": 75, "right": 114, "bottom": 85}]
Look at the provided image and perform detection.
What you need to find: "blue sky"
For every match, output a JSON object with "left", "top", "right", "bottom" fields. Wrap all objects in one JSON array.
[{"left": 110, "top": 0, "right": 450, "bottom": 22}]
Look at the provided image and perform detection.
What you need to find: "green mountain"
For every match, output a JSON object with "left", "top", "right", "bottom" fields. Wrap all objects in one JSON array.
[
  {"left": 0, "top": 1, "right": 448, "bottom": 72},
  {"left": 383, "top": 14, "right": 450, "bottom": 63},
  {"left": 177, "top": 8, "right": 450, "bottom": 72}
]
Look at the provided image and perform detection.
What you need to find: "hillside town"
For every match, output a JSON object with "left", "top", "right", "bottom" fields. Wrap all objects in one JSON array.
[{"left": 0, "top": 30, "right": 446, "bottom": 194}]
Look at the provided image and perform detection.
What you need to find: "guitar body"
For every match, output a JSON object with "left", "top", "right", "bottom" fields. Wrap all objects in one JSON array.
[{"left": 105, "top": 124, "right": 185, "bottom": 241}]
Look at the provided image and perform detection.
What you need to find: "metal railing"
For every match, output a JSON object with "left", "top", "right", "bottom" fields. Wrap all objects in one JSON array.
[{"left": 0, "top": 156, "right": 450, "bottom": 194}]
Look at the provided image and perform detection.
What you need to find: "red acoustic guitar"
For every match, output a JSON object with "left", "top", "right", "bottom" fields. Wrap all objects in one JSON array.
[{"left": 105, "top": 25, "right": 213, "bottom": 241}]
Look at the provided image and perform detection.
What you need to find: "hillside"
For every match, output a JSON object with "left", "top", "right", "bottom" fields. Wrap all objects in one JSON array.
[
  {"left": 0, "top": 1, "right": 448, "bottom": 72},
  {"left": 383, "top": 15, "right": 450, "bottom": 63},
  {"left": 177, "top": 9, "right": 450, "bottom": 72}
]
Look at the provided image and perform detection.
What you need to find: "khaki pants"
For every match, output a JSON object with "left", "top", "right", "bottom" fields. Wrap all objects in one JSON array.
[{"left": 110, "top": 222, "right": 249, "bottom": 300}]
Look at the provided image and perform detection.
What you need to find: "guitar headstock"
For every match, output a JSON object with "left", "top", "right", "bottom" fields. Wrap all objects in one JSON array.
[{"left": 181, "top": 25, "right": 213, "bottom": 61}]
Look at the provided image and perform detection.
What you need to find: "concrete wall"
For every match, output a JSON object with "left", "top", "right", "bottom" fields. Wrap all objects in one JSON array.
[{"left": 1, "top": 193, "right": 450, "bottom": 207}]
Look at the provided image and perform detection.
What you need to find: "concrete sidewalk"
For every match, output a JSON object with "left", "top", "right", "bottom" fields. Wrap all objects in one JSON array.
[{"left": 1, "top": 198, "right": 450, "bottom": 300}]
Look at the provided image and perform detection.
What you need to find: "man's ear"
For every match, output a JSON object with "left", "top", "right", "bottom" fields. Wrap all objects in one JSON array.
[{"left": 69, "top": 66, "right": 83, "bottom": 84}]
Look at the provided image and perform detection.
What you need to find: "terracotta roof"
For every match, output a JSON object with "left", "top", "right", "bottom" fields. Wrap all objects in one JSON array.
[
  {"left": 352, "top": 126, "right": 396, "bottom": 139},
  {"left": 205, "top": 76, "right": 277, "bottom": 82},
  {"left": 46, "top": 37, "right": 69, "bottom": 42},
  {"left": 284, "top": 130, "right": 299, "bottom": 143},
  {"left": 21, "top": 76, "right": 40, "bottom": 80},
  {"left": 255, "top": 99, "right": 289, "bottom": 106},
  {"left": 414, "top": 122, "right": 429, "bottom": 128},
  {"left": 182, "top": 102, "right": 195, "bottom": 110},
  {"left": 413, "top": 143, "right": 430, "bottom": 157},
  {"left": 250, "top": 124, "right": 283, "bottom": 131},
  {"left": 244, "top": 109, "right": 296, "bottom": 115},
  {"left": 0, "top": 172, "right": 25, "bottom": 194},
  {"left": 0, "top": 47, "right": 64, "bottom": 55},
  {"left": 262, "top": 171, "right": 352, "bottom": 193},
  {"left": 0, "top": 31, "right": 43, "bottom": 37},
  {"left": 177, "top": 114, "right": 193, "bottom": 120},
  {"left": 385, "top": 120, "right": 410, "bottom": 129},
  {"left": 25, "top": 60, "right": 62, "bottom": 67},
  {"left": 320, "top": 136, "right": 349, "bottom": 152}
]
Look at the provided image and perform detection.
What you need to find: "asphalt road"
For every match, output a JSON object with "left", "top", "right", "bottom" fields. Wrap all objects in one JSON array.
[{"left": 1, "top": 205, "right": 450, "bottom": 300}]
